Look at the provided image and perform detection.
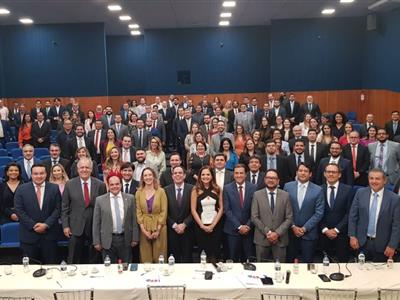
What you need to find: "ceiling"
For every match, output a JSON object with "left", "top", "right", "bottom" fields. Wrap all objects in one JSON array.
[{"left": 0, "top": 0, "right": 378, "bottom": 35}]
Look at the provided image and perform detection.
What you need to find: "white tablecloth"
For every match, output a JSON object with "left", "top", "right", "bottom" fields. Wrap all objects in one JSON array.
[{"left": 0, "top": 263, "right": 398, "bottom": 300}]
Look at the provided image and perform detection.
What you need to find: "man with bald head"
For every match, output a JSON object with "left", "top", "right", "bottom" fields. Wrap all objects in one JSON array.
[{"left": 300, "top": 95, "right": 321, "bottom": 121}]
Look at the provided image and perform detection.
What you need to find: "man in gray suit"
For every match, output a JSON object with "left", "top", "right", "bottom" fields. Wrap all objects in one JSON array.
[
  {"left": 110, "top": 114, "right": 129, "bottom": 140},
  {"left": 368, "top": 128, "right": 400, "bottom": 185},
  {"left": 348, "top": 168, "right": 400, "bottom": 262},
  {"left": 210, "top": 120, "right": 235, "bottom": 156},
  {"left": 93, "top": 175, "right": 139, "bottom": 263},
  {"left": 62, "top": 157, "right": 107, "bottom": 263},
  {"left": 234, "top": 104, "right": 254, "bottom": 133},
  {"left": 132, "top": 119, "right": 151, "bottom": 149},
  {"left": 252, "top": 169, "right": 293, "bottom": 262}
]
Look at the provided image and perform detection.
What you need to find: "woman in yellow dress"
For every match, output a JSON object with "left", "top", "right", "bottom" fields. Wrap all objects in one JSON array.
[{"left": 135, "top": 167, "right": 168, "bottom": 263}]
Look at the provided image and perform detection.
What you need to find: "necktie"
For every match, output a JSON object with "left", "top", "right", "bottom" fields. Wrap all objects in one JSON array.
[
  {"left": 177, "top": 188, "right": 182, "bottom": 206},
  {"left": 36, "top": 185, "right": 42, "bottom": 209},
  {"left": 378, "top": 143, "right": 384, "bottom": 169},
  {"left": 297, "top": 155, "right": 302, "bottom": 166},
  {"left": 329, "top": 186, "right": 335, "bottom": 208},
  {"left": 269, "top": 157, "right": 276, "bottom": 169},
  {"left": 298, "top": 184, "right": 306, "bottom": 208},
  {"left": 220, "top": 134, "right": 224, "bottom": 143},
  {"left": 351, "top": 145, "right": 357, "bottom": 171},
  {"left": 308, "top": 103, "right": 312, "bottom": 112},
  {"left": 26, "top": 160, "right": 32, "bottom": 179},
  {"left": 113, "top": 196, "right": 123, "bottom": 234},
  {"left": 117, "top": 124, "right": 120, "bottom": 135},
  {"left": 52, "top": 160, "right": 57, "bottom": 166},
  {"left": 125, "top": 183, "right": 129, "bottom": 194},
  {"left": 310, "top": 145, "right": 315, "bottom": 162},
  {"left": 252, "top": 174, "right": 256, "bottom": 184},
  {"left": 290, "top": 102, "right": 294, "bottom": 114},
  {"left": 270, "top": 192, "right": 275, "bottom": 213},
  {"left": 83, "top": 182, "right": 90, "bottom": 207},
  {"left": 124, "top": 150, "right": 129, "bottom": 162},
  {"left": 78, "top": 137, "right": 82, "bottom": 148},
  {"left": 95, "top": 130, "right": 100, "bottom": 153},
  {"left": 139, "top": 130, "right": 143, "bottom": 147},
  {"left": 238, "top": 185, "right": 244, "bottom": 208},
  {"left": 393, "top": 122, "right": 398, "bottom": 134},
  {"left": 206, "top": 124, "right": 209, "bottom": 132},
  {"left": 367, "top": 192, "right": 379, "bottom": 237}
]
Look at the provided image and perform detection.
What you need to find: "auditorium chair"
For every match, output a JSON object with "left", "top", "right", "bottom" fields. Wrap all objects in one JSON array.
[
  {"left": 378, "top": 288, "right": 400, "bottom": 300},
  {"left": 0, "top": 222, "right": 20, "bottom": 248},
  {"left": 316, "top": 288, "right": 357, "bottom": 300},
  {"left": 53, "top": 289, "right": 94, "bottom": 300}
]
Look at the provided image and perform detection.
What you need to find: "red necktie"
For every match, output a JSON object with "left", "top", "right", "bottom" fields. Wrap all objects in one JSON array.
[
  {"left": 83, "top": 182, "right": 90, "bottom": 207},
  {"left": 351, "top": 145, "right": 357, "bottom": 171},
  {"left": 238, "top": 185, "right": 244, "bottom": 208}
]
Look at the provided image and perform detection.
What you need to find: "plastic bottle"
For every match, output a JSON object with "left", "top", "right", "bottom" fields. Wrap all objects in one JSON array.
[
  {"left": 60, "top": 260, "right": 67, "bottom": 277},
  {"left": 322, "top": 254, "right": 330, "bottom": 275},
  {"left": 293, "top": 258, "right": 299, "bottom": 275},
  {"left": 274, "top": 259, "right": 282, "bottom": 282},
  {"left": 200, "top": 250, "right": 207, "bottom": 269},
  {"left": 22, "top": 255, "right": 30, "bottom": 273},
  {"left": 104, "top": 255, "right": 111, "bottom": 273},
  {"left": 168, "top": 254, "right": 175, "bottom": 273},
  {"left": 158, "top": 254, "right": 165, "bottom": 271},
  {"left": 387, "top": 257, "right": 394, "bottom": 269},
  {"left": 358, "top": 252, "right": 365, "bottom": 270},
  {"left": 117, "top": 259, "right": 123, "bottom": 273}
]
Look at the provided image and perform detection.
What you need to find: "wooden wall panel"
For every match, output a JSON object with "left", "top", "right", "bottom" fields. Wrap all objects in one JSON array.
[{"left": 3, "top": 89, "right": 399, "bottom": 127}]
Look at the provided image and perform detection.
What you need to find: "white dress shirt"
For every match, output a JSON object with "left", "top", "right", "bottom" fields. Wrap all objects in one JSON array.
[
  {"left": 368, "top": 188, "right": 384, "bottom": 238},
  {"left": 297, "top": 181, "right": 309, "bottom": 209},
  {"left": 215, "top": 169, "right": 225, "bottom": 190},
  {"left": 110, "top": 192, "right": 125, "bottom": 233}
]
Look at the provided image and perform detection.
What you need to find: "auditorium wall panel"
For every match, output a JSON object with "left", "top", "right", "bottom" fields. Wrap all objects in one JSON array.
[{"left": 0, "top": 23, "right": 108, "bottom": 98}]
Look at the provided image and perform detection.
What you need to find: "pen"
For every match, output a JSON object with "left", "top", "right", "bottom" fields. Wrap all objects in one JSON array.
[{"left": 56, "top": 281, "right": 62, "bottom": 288}]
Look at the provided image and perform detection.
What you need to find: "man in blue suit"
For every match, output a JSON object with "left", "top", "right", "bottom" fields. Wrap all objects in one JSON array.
[
  {"left": 14, "top": 164, "right": 61, "bottom": 264},
  {"left": 284, "top": 163, "right": 324, "bottom": 263},
  {"left": 348, "top": 168, "right": 400, "bottom": 262},
  {"left": 223, "top": 164, "right": 257, "bottom": 262},
  {"left": 320, "top": 163, "right": 354, "bottom": 262},
  {"left": 17, "top": 144, "right": 41, "bottom": 182}
]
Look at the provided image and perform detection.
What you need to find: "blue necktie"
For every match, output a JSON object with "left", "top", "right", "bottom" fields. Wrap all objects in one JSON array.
[
  {"left": 367, "top": 192, "right": 379, "bottom": 237},
  {"left": 114, "top": 196, "right": 123, "bottom": 234},
  {"left": 329, "top": 186, "right": 335, "bottom": 208},
  {"left": 270, "top": 192, "right": 275, "bottom": 213}
]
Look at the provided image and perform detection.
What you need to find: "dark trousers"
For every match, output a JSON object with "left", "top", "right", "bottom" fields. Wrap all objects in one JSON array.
[
  {"left": 320, "top": 233, "right": 349, "bottom": 262},
  {"left": 287, "top": 232, "right": 315, "bottom": 263},
  {"left": 102, "top": 235, "right": 131, "bottom": 263},
  {"left": 168, "top": 228, "right": 193, "bottom": 263},
  {"left": 225, "top": 232, "right": 255, "bottom": 262},
  {"left": 21, "top": 239, "right": 58, "bottom": 264},
  {"left": 68, "top": 233, "right": 99, "bottom": 264},
  {"left": 362, "top": 239, "right": 388, "bottom": 262}
]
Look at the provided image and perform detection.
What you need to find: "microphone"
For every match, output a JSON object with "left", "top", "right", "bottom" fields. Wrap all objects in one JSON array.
[
  {"left": 285, "top": 270, "right": 291, "bottom": 284},
  {"left": 29, "top": 257, "right": 47, "bottom": 278},
  {"left": 324, "top": 252, "right": 344, "bottom": 281}
]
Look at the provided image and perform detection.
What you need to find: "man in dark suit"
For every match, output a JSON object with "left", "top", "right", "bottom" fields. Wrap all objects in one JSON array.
[
  {"left": 348, "top": 168, "right": 400, "bottom": 262},
  {"left": 213, "top": 153, "right": 234, "bottom": 191},
  {"left": 57, "top": 119, "right": 75, "bottom": 159},
  {"left": 342, "top": 131, "right": 370, "bottom": 186},
  {"left": 288, "top": 125, "right": 308, "bottom": 152},
  {"left": 199, "top": 114, "right": 212, "bottom": 138},
  {"left": 270, "top": 99, "right": 287, "bottom": 124},
  {"left": 67, "top": 124, "right": 95, "bottom": 160},
  {"left": 48, "top": 98, "right": 66, "bottom": 130},
  {"left": 246, "top": 155, "right": 265, "bottom": 190},
  {"left": 177, "top": 108, "right": 193, "bottom": 161},
  {"left": 30, "top": 111, "right": 51, "bottom": 149},
  {"left": 120, "top": 102, "right": 130, "bottom": 125},
  {"left": 284, "top": 93, "right": 301, "bottom": 124},
  {"left": 101, "top": 106, "right": 115, "bottom": 130},
  {"left": 14, "top": 164, "right": 61, "bottom": 264},
  {"left": 87, "top": 120, "right": 106, "bottom": 164},
  {"left": 385, "top": 110, "right": 400, "bottom": 140},
  {"left": 255, "top": 102, "right": 274, "bottom": 129},
  {"left": 17, "top": 144, "right": 41, "bottom": 182},
  {"left": 43, "top": 100, "right": 52, "bottom": 121},
  {"left": 165, "top": 166, "right": 194, "bottom": 263},
  {"left": 284, "top": 163, "right": 324, "bottom": 263},
  {"left": 93, "top": 175, "right": 139, "bottom": 263},
  {"left": 304, "top": 129, "right": 328, "bottom": 176},
  {"left": 30, "top": 100, "right": 44, "bottom": 121},
  {"left": 251, "top": 169, "right": 293, "bottom": 262},
  {"left": 61, "top": 157, "right": 107, "bottom": 263},
  {"left": 261, "top": 140, "right": 288, "bottom": 187},
  {"left": 160, "top": 153, "right": 182, "bottom": 187},
  {"left": 315, "top": 141, "right": 354, "bottom": 186},
  {"left": 172, "top": 106, "right": 185, "bottom": 150},
  {"left": 192, "top": 104, "right": 204, "bottom": 125},
  {"left": 120, "top": 135, "right": 136, "bottom": 163},
  {"left": 110, "top": 114, "right": 129, "bottom": 141},
  {"left": 287, "top": 140, "right": 313, "bottom": 181},
  {"left": 42, "top": 143, "right": 70, "bottom": 178},
  {"left": 320, "top": 163, "right": 353, "bottom": 262},
  {"left": 223, "top": 164, "right": 257, "bottom": 262},
  {"left": 121, "top": 162, "right": 139, "bottom": 195},
  {"left": 359, "top": 113, "right": 375, "bottom": 138},
  {"left": 132, "top": 119, "right": 151, "bottom": 149},
  {"left": 227, "top": 101, "right": 240, "bottom": 132},
  {"left": 300, "top": 95, "right": 321, "bottom": 121}
]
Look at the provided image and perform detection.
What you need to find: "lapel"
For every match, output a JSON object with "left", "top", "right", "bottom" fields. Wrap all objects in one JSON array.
[
  {"left": 105, "top": 194, "right": 112, "bottom": 224},
  {"left": 122, "top": 194, "right": 129, "bottom": 224},
  {"left": 231, "top": 184, "right": 241, "bottom": 209},
  {"left": 30, "top": 183, "right": 41, "bottom": 212},
  {"left": 41, "top": 182, "right": 49, "bottom": 212},
  {"left": 90, "top": 179, "right": 97, "bottom": 204},
  {"left": 332, "top": 184, "right": 342, "bottom": 210},
  {"left": 378, "top": 190, "right": 389, "bottom": 222},
  {"left": 263, "top": 188, "right": 273, "bottom": 215}
]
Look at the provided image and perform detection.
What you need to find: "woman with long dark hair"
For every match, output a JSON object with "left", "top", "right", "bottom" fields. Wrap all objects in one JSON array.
[
  {"left": 18, "top": 113, "right": 33, "bottom": 147},
  {"left": 0, "top": 163, "right": 22, "bottom": 224}
]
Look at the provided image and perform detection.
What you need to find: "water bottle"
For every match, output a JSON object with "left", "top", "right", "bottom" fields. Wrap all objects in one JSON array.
[
  {"left": 200, "top": 250, "right": 207, "bottom": 269},
  {"left": 387, "top": 257, "right": 394, "bottom": 269},
  {"left": 358, "top": 252, "right": 365, "bottom": 270},
  {"left": 22, "top": 256, "right": 30, "bottom": 273},
  {"left": 158, "top": 254, "right": 165, "bottom": 271},
  {"left": 322, "top": 254, "right": 330, "bottom": 275},
  {"left": 104, "top": 255, "right": 111, "bottom": 273},
  {"left": 60, "top": 260, "right": 67, "bottom": 277},
  {"left": 168, "top": 254, "right": 175, "bottom": 273},
  {"left": 274, "top": 259, "right": 282, "bottom": 282},
  {"left": 293, "top": 258, "right": 299, "bottom": 275},
  {"left": 117, "top": 259, "right": 123, "bottom": 273}
]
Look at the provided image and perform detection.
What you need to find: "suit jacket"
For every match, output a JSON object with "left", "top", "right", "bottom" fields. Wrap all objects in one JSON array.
[
  {"left": 160, "top": 168, "right": 174, "bottom": 188},
  {"left": 213, "top": 169, "right": 234, "bottom": 186},
  {"left": 251, "top": 188, "right": 293, "bottom": 247},
  {"left": 288, "top": 136, "right": 308, "bottom": 153},
  {"left": 132, "top": 128, "right": 151, "bottom": 149},
  {"left": 260, "top": 155, "right": 288, "bottom": 187},
  {"left": 30, "top": 121, "right": 51, "bottom": 148},
  {"left": 48, "top": 106, "right": 66, "bottom": 129},
  {"left": 14, "top": 182, "right": 61, "bottom": 243},
  {"left": 385, "top": 121, "right": 400, "bottom": 140},
  {"left": 68, "top": 135, "right": 96, "bottom": 160},
  {"left": 42, "top": 157, "right": 71, "bottom": 179},
  {"left": 270, "top": 106, "right": 287, "bottom": 124},
  {"left": 342, "top": 144, "right": 370, "bottom": 186},
  {"left": 121, "top": 179, "right": 139, "bottom": 195},
  {"left": 210, "top": 132, "right": 235, "bottom": 156},
  {"left": 283, "top": 181, "right": 325, "bottom": 240},
  {"left": 300, "top": 103, "right": 321, "bottom": 120},
  {"left": 17, "top": 158, "right": 41, "bottom": 182},
  {"left": 110, "top": 123, "right": 129, "bottom": 140},
  {"left": 287, "top": 153, "right": 313, "bottom": 181},
  {"left": 246, "top": 171, "right": 266, "bottom": 190},
  {"left": 165, "top": 183, "right": 194, "bottom": 229},
  {"left": 30, "top": 108, "right": 45, "bottom": 121},
  {"left": 315, "top": 157, "right": 354, "bottom": 186},
  {"left": 234, "top": 112, "right": 254, "bottom": 133},
  {"left": 57, "top": 130, "right": 76, "bottom": 159},
  {"left": 304, "top": 142, "right": 328, "bottom": 175},
  {"left": 92, "top": 192, "right": 139, "bottom": 249},
  {"left": 283, "top": 101, "right": 301, "bottom": 123},
  {"left": 177, "top": 118, "right": 193, "bottom": 142},
  {"left": 101, "top": 115, "right": 115, "bottom": 130},
  {"left": 348, "top": 187, "right": 400, "bottom": 252},
  {"left": 359, "top": 123, "right": 375, "bottom": 138},
  {"left": 192, "top": 112, "right": 204, "bottom": 125},
  {"left": 320, "top": 183, "right": 353, "bottom": 233},
  {"left": 368, "top": 141, "right": 400, "bottom": 185},
  {"left": 61, "top": 177, "right": 107, "bottom": 237},
  {"left": 120, "top": 146, "right": 137, "bottom": 163},
  {"left": 223, "top": 181, "right": 257, "bottom": 236},
  {"left": 227, "top": 109, "right": 238, "bottom": 132}
]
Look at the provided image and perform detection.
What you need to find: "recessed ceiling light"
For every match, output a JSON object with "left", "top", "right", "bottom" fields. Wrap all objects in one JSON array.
[
  {"left": 340, "top": 0, "right": 354, "bottom": 3},
  {"left": 19, "top": 18, "right": 34, "bottom": 24},
  {"left": 220, "top": 12, "right": 232, "bottom": 18},
  {"left": 130, "top": 30, "right": 141, "bottom": 36},
  {"left": 321, "top": 8, "right": 335, "bottom": 15},
  {"left": 128, "top": 24, "right": 140, "bottom": 29},
  {"left": 219, "top": 20, "right": 230, "bottom": 26},
  {"left": 222, "top": 1, "right": 236, "bottom": 8},
  {"left": 119, "top": 15, "right": 131, "bottom": 21},
  {"left": 0, "top": 8, "right": 10, "bottom": 15},
  {"left": 108, "top": 5, "right": 122, "bottom": 11}
]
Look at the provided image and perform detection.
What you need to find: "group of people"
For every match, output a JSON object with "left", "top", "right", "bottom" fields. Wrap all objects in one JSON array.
[{"left": 0, "top": 93, "right": 400, "bottom": 265}]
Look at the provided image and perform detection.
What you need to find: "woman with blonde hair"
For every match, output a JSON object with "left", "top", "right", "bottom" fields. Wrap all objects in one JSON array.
[
  {"left": 49, "top": 163, "right": 69, "bottom": 195},
  {"left": 135, "top": 167, "right": 168, "bottom": 263},
  {"left": 103, "top": 146, "right": 122, "bottom": 183},
  {"left": 146, "top": 136, "right": 166, "bottom": 178},
  {"left": 69, "top": 146, "right": 99, "bottom": 178}
]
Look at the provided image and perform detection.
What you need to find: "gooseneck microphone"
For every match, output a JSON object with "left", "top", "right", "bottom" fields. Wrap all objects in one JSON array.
[
  {"left": 29, "top": 257, "right": 47, "bottom": 278},
  {"left": 323, "top": 252, "right": 344, "bottom": 281}
]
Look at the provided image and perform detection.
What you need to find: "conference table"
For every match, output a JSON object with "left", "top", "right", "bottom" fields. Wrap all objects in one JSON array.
[{"left": 0, "top": 262, "right": 398, "bottom": 300}]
